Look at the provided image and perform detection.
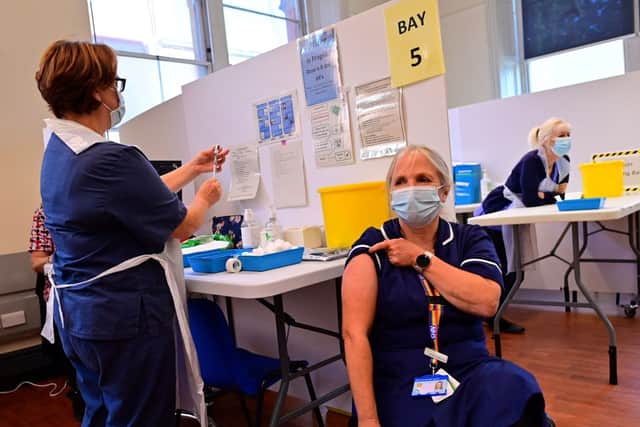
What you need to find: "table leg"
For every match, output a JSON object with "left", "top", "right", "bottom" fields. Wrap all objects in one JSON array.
[
  {"left": 493, "top": 224, "right": 525, "bottom": 358},
  {"left": 570, "top": 222, "right": 618, "bottom": 385},
  {"left": 335, "top": 277, "right": 345, "bottom": 361},
  {"left": 225, "top": 297, "right": 236, "bottom": 344},
  {"left": 562, "top": 222, "right": 589, "bottom": 313},
  {"left": 270, "top": 294, "right": 291, "bottom": 427},
  {"left": 629, "top": 213, "right": 640, "bottom": 308}
]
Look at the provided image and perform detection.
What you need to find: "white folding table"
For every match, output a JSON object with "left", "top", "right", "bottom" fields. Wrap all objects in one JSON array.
[
  {"left": 469, "top": 195, "right": 640, "bottom": 385},
  {"left": 185, "top": 259, "right": 348, "bottom": 426}
]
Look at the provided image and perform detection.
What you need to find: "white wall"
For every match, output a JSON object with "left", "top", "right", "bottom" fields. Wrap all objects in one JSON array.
[
  {"left": 307, "top": 0, "right": 389, "bottom": 31},
  {"left": 119, "top": 96, "right": 196, "bottom": 202},
  {"left": 449, "top": 70, "right": 640, "bottom": 295},
  {"left": 0, "top": 1, "right": 91, "bottom": 256},
  {"left": 439, "top": 0, "right": 499, "bottom": 108}
]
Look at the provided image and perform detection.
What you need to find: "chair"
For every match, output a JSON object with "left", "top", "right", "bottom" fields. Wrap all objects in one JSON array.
[
  {"left": 188, "top": 298, "right": 324, "bottom": 427},
  {"left": 211, "top": 215, "right": 243, "bottom": 249}
]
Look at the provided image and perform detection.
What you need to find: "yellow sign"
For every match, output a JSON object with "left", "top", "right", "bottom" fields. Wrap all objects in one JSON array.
[{"left": 384, "top": 0, "right": 446, "bottom": 88}]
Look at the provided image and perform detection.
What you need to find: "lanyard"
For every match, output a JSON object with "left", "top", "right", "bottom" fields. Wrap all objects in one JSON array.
[{"left": 419, "top": 274, "right": 442, "bottom": 370}]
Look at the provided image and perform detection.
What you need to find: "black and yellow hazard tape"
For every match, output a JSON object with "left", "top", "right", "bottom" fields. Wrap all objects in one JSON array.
[{"left": 592, "top": 149, "right": 640, "bottom": 161}]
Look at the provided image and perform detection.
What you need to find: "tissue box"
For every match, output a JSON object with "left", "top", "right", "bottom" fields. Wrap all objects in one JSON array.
[{"left": 283, "top": 226, "right": 323, "bottom": 249}]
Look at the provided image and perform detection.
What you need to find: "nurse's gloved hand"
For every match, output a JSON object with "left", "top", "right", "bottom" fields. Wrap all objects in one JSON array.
[
  {"left": 369, "top": 238, "right": 425, "bottom": 268},
  {"left": 196, "top": 178, "right": 222, "bottom": 206},
  {"left": 189, "top": 146, "right": 229, "bottom": 175}
]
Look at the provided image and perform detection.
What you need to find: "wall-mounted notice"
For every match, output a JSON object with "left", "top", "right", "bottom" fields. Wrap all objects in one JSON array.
[
  {"left": 254, "top": 92, "right": 299, "bottom": 144},
  {"left": 298, "top": 26, "right": 342, "bottom": 106},
  {"left": 384, "top": 0, "right": 445, "bottom": 88},
  {"left": 270, "top": 139, "right": 308, "bottom": 208},
  {"left": 227, "top": 144, "right": 261, "bottom": 201},
  {"left": 355, "top": 77, "right": 407, "bottom": 160},
  {"left": 592, "top": 149, "right": 640, "bottom": 191},
  {"left": 310, "top": 95, "right": 354, "bottom": 167}
]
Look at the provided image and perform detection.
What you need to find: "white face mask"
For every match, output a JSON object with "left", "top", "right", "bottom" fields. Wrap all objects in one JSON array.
[{"left": 102, "top": 90, "right": 126, "bottom": 128}]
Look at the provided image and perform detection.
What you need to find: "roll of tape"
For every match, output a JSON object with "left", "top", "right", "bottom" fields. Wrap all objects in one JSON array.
[{"left": 225, "top": 257, "right": 242, "bottom": 273}]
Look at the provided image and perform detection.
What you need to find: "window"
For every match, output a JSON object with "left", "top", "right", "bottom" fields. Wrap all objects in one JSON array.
[
  {"left": 222, "top": 0, "right": 305, "bottom": 65},
  {"left": 494, "top": 1, "right": 635, "bottom": 97},
  {"left": 88, "top": 0, "right": 211, "bottom": 129},
  {"left": 522, "top": 0, "right": 634, "bottom": 60},
  {"left": 527, "top": 39, "right": 626, "bottom": 93}
]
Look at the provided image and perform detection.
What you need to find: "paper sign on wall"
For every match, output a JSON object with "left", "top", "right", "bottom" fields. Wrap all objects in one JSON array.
[
  {"left": 227, "top": 144, "right": 261, "bottom": 201},
  {"left": 270, "top": 140, "right": 308, "bottom": 208},
  {"left": 310, "top": 94, "right": 354, "bottom": 167},
  {"left": 254, "top": 92, "right": 299, "bottom": 144},
  {"left": 384, "top": 0, "right": 445, "bottom": 88},
  {"left": 592, "top": 149, "right": 640, "bottom": 192},
  {"left": 355, "top": 77, "right": 407, "bottom": 160},
  {"left": 298, "top": 27, "right": 343, "bottom": 106}
]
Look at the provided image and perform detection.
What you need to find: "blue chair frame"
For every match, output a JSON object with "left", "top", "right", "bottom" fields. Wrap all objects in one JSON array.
[{"left": 188, "top": 298, "right": 324, "bottom": 427}]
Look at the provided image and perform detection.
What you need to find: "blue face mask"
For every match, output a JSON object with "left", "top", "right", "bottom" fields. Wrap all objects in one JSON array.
[
  {"left": 391, "top": 186, "right": 442, "bottom": 226},
  {"left": 552, "top": 137, "right": 571, "bottom": 157},
  {"left": 102, "top": 90, "right": 126, "bottom": 128}
]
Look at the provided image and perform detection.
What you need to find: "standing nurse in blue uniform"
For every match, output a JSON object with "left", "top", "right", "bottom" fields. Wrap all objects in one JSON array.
[
  {"left": 343, "top": 145, "right": 550, "bottom": 427},
  {"left": 35, "top": 40, "right": 228, "bottom": 427},
  {"left": 479, "top": 118, "right": 572, "bottom": 333}
]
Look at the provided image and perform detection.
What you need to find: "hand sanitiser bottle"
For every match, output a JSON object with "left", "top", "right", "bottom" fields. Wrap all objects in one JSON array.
[
  {"left": 260, "top": 206, "right": 282, "bottom": 247},
  {"left": 240, "top": 208, "right": 260, "bottom": 249},
  {"left": 481, "top": 169, "right": 492, "bottom": 199}
]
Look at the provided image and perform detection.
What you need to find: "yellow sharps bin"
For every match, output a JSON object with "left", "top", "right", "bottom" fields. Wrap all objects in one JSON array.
[
  {"left": 318, "top": 181, "right": 391, "bottom": 249},
  {"left": 579, "top": 160, "right": 624, "bottom": 198}
]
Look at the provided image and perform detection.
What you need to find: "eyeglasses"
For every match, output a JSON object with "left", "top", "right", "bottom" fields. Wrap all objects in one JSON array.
[{"left": 114, "top": 77, "right": 126, "bottom": 93}]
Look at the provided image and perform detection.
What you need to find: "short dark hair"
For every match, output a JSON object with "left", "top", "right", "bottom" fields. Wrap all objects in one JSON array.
[{"left": 35, "top": 40, "right": 117, "bottom": 118}]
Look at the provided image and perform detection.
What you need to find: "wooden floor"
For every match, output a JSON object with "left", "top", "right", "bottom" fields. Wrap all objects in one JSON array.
[{"left": 0, "top": 308, "right": 637, "bottom": 426}]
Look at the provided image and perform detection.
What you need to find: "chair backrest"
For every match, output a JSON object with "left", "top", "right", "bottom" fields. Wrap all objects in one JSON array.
[
  {"left": 188, "top": 298, "right": 236, "bottom": 387},
  {"left": 211, "top": 215, "right": 243, "bottom": 248}
]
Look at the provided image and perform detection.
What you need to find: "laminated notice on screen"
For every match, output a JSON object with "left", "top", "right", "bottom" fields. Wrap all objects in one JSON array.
[{"left": 355, "top": 77, "right": 406, "bottom": 160}]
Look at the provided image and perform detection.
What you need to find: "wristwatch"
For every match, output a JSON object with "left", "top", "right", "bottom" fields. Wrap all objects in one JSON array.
[{"left": 414, "top": 251, "right": 434, "bottom": 273}]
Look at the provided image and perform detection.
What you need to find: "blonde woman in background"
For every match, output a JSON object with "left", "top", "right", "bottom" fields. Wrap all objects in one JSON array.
[{"left": 477, "top": 118, "right": 572, "bottom": 333}]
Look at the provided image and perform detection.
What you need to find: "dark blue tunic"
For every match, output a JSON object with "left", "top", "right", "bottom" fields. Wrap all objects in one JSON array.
[
  {"left": 482, "top": 150, "right": 570, "bottom": 214},
  {"left": 346, "top": 218, "right": 544, "bottom": 427},
  {"left": 41, "top": 133, "right": 186, "bottom": 340}
]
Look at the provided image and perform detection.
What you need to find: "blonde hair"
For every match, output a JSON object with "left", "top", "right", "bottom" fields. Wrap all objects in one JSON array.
[
  {"left": 528, "top": 117, "right": 571, "bottom": 148},
  {"left": 385, "top": 145, "right": 452, "bottom": 193}
]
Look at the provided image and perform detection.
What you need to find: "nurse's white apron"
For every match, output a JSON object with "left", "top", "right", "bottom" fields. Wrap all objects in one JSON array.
[
  {"left": 502, "top": 152, "right": 569, "bottom": 273},
  {"left": 501, "top": 186, "right": 538, "bottom": 273},
  {"left": 41, "top": 239, "right": 207, "bottom": 427}
]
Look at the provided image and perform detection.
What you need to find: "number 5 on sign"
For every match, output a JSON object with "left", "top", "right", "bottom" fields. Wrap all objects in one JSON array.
[{"left": 384, "top": 0, "right": 445, "bottom": 88}]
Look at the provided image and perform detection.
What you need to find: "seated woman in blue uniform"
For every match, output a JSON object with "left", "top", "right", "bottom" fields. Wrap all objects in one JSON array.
[
  {"left": 35, "top": 40, "right": 228, "bottom": 427},
  {"left": 342, "top": 145, "right": 551, "bottom": 427},
  {"left": 478, "top": 118, "right": 572, "bottom": 333}
]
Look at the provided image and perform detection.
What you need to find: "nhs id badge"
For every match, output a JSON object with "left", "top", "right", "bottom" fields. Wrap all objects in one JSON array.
[{"left": 411, "top": 374, "right": 448, "bottom": 397}]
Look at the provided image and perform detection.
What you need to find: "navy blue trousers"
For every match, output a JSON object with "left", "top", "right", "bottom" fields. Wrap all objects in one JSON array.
[{"left": 56, "top": 316, "right": 176, "bottom": 427}]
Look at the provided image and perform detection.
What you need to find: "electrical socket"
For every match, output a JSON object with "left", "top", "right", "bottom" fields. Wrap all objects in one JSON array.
[{"left": 1, "top": 311, "right": 27, "bottom": 328}]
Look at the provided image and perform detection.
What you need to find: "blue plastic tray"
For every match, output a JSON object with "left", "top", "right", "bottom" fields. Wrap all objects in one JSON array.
[
  {"left": 557, "top": 197, "right": 605, "bottom": 211},
  {"left": 188, "top": 249, "right": 244, "bottom": 273},
  {"left": 183, "top": 249, "right": 224, "bottom": 268},
  {"left": 238, "top": 247, "right": 304, "bottom": 272}
]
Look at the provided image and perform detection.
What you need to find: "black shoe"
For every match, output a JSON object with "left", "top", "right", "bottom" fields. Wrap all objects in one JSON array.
[
  {"left": 68, "top": 390, "right": 85, "bottom": 421},
  {"left": 486, "top": 317, "right": 525, "bottom": 334}
]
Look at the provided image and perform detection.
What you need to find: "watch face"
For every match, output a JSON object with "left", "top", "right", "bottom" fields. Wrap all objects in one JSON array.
[{"left": 416, "top": 254, "right": 430, "bottom": 268}]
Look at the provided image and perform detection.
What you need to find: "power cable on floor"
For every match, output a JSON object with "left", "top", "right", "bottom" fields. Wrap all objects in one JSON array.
[{"left": 0, "top": 380, "right": 67, "bottom": 397}]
